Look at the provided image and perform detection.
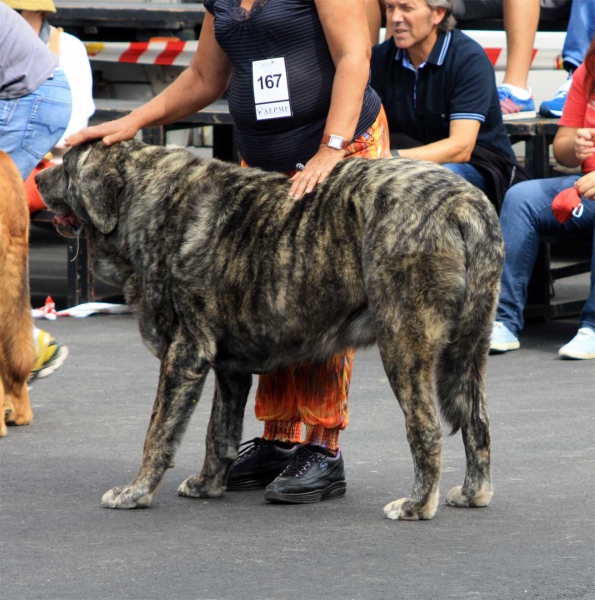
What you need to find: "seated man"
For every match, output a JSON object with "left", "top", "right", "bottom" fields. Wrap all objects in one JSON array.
[
  {"left": 490, "top": 44, "right": 595, "bottom": 360},
  {"left": 371, "top": 0, "right": 526, "bottom": 211}
]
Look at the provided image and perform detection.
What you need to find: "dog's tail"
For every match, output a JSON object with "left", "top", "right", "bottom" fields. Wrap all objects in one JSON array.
[
  {"left": 435, "top": 194, "right": 504, "bottom": 435},
  {"left": 0, "top": 153, "right": 35, "bottom": 393}
]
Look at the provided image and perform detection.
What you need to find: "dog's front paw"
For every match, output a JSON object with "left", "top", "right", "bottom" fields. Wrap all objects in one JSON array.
[
  {"left": 102, "top": 484, "right": 153, "bottom": 509},
  {"left": 384, "top": 498, "right": 419, "bottom": 520},
  {"left": 5, "top": 411, "right": 34, "bottom": 426},
  {"left": 446, "top": 485, "right": 493, "bottom": 508},
  {"left": 383, "top": 496, "right": 438, "bottom": 521},
  {"left": 178, "top": 474, "right": 225, "bottom": 499},
  {"left": 4, "top": 404, "right": 34, "bottom": 426}
]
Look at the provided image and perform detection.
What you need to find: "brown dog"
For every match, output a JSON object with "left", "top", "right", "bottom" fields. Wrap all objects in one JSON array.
[{"left": 0, "top": 151, "right": 35, "bottom": 436}]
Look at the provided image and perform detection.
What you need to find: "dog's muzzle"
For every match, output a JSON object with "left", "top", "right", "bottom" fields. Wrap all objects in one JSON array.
[{"left": 53, "top": 212, "right": 83, "bottom": 238}]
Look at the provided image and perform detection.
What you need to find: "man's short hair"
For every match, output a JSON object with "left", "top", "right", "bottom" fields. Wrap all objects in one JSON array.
[{"left": 426, "top": 0, "right": 457, "bottom": 32}]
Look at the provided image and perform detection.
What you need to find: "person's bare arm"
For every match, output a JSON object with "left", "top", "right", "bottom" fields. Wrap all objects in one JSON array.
[
  {"left": 398, "top": 119, "right": 481, "bottom": 164},
  {"left": 66, "top": 13, "right": 232, "bottom": 146},
  {"left": 554, "top": 126, "right": 595, "bottom": 168},
  {"left": 365, "top": 0, "right": 382, "bottom": 46},
  {"left": 289, "top": 0, "right": 371, "bottom": 199}
]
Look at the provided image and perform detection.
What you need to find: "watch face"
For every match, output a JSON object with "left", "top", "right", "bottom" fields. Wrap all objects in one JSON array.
[{"left": 328, "top": 135, "right": 344, "bottom": 150}]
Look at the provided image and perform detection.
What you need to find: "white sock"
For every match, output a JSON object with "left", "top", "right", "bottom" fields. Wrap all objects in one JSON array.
[{"left": 500, "top": 83, "right": 532, "bottom": 99}]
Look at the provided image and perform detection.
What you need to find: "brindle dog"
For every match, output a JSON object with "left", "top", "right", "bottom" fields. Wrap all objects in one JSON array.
[{"left": 36, "top": 139, "right": 503, "bottom": 520}]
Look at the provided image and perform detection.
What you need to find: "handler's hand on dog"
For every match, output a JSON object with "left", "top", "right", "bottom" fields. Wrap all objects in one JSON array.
[
  {"left": 65, "top": 116, "right": 141, "bottom": 147},
  {"left": 288, "top": 146, "right": 346, "bottom": 199}
]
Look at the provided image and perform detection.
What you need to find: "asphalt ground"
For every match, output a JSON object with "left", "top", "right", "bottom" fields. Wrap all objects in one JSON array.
[{"left": 2, "top": 307, "right": 593, "bottom": 600}]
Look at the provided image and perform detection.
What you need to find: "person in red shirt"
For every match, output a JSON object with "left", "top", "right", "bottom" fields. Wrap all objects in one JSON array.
[{"left": 489, "top": 38, "right": 595, "bottom": 360}]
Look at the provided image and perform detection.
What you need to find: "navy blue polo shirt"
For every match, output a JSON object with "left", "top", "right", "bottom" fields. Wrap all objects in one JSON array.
[{"left": 371, "top": 29, "right": 515, "bottom": 162}]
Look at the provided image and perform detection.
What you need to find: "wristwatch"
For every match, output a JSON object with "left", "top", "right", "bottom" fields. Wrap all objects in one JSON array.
[{"left": 321, "top": 134, "right": 349, "bottom": 151}]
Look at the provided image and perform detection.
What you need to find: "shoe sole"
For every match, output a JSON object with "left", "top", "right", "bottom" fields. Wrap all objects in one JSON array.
[
  {"left": 36, "top": 345, "right": 69, "bottom": 380},
  {"left": 489, "top": 342, "right": 520, "bottom": 354},
  {"left": 539, "top": 108, "right": 563, "bottom": 118},
  {"left": 502, "top": 110, "right": 537, "bottom": 121},
  {"left": 264, "top": 480, "right": 347, "bottom": 504},
  {"left": 558, "top": 350, "right": 595, "bottom": 360},
  {"left": 227, "top": 477, "right": 275, "bottom": 491}
]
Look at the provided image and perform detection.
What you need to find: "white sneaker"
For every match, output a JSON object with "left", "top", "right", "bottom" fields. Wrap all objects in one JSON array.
[
  {"left": 558, "top": 327, "right": 595, "bottom": 360},
  {"left": 490, "top": 321, "right": 520, "bottom": 353}
]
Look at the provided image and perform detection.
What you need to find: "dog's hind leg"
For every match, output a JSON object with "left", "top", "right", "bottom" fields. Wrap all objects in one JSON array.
[
  {"left": 102, "top": 335, "right": 212, "bottom": 509},
  {"left": 438, "top": 304, "right": 494, "bottom": 509},
  {"left": 377, "top": 317, "right": 445, "bottom": 521},
  {"left": 178, "top": 370, "right": 252, "bottom": 499},
  {"left": 437, "top": 199, "right": 502, "bottom": 509}
]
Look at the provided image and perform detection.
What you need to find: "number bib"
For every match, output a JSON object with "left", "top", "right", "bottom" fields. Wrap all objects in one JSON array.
[{"left": 252, "top": 57, "right": 292, "bottom": 121}]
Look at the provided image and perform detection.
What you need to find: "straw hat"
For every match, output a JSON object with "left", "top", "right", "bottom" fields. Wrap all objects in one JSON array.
[{"left": 2, "top": 0, "right": 57, "bottom": 12}]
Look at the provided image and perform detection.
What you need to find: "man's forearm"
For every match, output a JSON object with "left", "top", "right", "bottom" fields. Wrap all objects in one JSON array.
[{"left": 398, "top": 137, "right": 473, "bottom": 164}]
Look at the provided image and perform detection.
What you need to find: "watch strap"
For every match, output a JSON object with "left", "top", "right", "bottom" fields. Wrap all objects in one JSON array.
[{"left": 321, "top": 134, "right": 350, "bottom": 151}]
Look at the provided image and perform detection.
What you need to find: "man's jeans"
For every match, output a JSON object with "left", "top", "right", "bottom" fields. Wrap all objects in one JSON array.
[
  {"left": 0, "top": 69, "right": 72, "bottom": 180},
  {"left": 563, "top": 0, "right": 595, "bottom": 71},
  {"left": 496, "top": 176, "right": 595, "bottom": 335},
  {"left": 443, "top": 162, "right": 486, "bottom": 191}
]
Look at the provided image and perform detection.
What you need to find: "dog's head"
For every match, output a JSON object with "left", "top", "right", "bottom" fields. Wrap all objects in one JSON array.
[{"left": 36, "top": 140, "right": 127, "bottom": 238}]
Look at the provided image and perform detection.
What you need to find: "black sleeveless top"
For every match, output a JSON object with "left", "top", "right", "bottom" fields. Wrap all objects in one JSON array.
[{"left": 204, "top": 0, "right": 381, "bottom": 172}]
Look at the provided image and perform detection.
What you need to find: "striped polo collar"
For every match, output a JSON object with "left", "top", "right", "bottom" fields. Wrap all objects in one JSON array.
[{"left": 395, "top": 29, "right": 452, "bottom": 67}]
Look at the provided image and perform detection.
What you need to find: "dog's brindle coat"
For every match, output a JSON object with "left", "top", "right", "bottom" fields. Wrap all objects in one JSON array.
[{"left": 37, "top": 139, "right": 503, "bottom": 520}]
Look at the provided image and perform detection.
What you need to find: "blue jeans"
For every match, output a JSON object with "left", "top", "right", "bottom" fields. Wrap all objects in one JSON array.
[
  {"left": 563, "top": 0, "right": 595, "bottom": 71},
  {"left": 443, "top": 162, "right": 486, "bottom": 191},
  {"left": 0, "top": 69, "right": 71, "bottom": 180},
  {"left": 496, "top": 176, "right": 595, "bottom": 334}
]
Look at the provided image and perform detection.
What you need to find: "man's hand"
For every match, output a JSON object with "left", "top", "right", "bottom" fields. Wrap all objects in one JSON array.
[
  {"left": 575, "top": 171, "right": 595, "bottom": 200},
  {"left": 65, "top": 115, "right": 142, "bottom": 147},
  {"left": 288, "top": 146, "right": 346, "bottom": 199},
  {"left": 574, "top": 128, "right": 595, "bottom": 163}
]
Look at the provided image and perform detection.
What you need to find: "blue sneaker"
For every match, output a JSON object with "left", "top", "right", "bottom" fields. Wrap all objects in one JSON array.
[
  {"left": 539, "top": 74, "right": 572, "bottom": 118},
  {"left": 558, "top": 327, "right": 595, "bottom": 360},
  {"left": 498, "top": 85, "right": 536, "bottom": 121},
  {"left": 490, "top": 322, "right": 520, "bottom": 353}
]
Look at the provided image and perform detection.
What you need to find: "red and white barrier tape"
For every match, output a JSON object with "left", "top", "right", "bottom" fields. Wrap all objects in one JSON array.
[
  {"left": 464, "top": 30, "right": 565, "bottom": 71},
  {"left": 85, "top": 31, "right": 565, "bottom": 70},
  {"left": 85, "top": 39, "right": 196, "bottom": 66}
]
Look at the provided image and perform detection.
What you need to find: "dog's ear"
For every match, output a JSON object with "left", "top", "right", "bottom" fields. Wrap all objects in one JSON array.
[{"left": 76, "top": 145, "right": 124, "bottom": 234}]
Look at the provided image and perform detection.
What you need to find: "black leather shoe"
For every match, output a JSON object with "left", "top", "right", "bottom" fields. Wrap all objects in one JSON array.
[
  {"left": 264, "top": 444, "right": 346, "bottom": 504},
  {"left": 227, "top": 438, "right": 298, "bottom": 491}
]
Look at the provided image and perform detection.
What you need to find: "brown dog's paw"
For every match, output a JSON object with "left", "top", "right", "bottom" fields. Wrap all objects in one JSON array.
[
  {"left": 5, "top": 409, "right": 34, "bottom": 427},
  {"left": 101, "top": 484, "right": 153, "bottom": 509},
  {"left": 178, "top": 474, "right": 225, "bottom": 499}
]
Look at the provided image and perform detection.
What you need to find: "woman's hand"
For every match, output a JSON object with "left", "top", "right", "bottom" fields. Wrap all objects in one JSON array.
[
  {"left": 574, "top": 128, "right": 595, "bottom": 163},
  {"left": 65, "top": 115, "right": 142, "bottom": 147},
  {"left": 288, "top": 146, "right": 346, "bottom": 199},
  {"left": 574, "top": 171, "right": 595, "bottom": 200}
]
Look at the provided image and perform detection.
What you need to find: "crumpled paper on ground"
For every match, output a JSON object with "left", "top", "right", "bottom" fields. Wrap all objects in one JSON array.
[{"left": 32, "top": 296, "right": 131, "bottom": 319}]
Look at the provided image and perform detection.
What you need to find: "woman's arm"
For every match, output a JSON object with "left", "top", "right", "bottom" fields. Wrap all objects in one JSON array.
[
  {"left": 66, "top": 13, "right": 232, "bottom": 146},
  {"left": 289, "top": 0, "right": 371, "bottom": 199}
]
